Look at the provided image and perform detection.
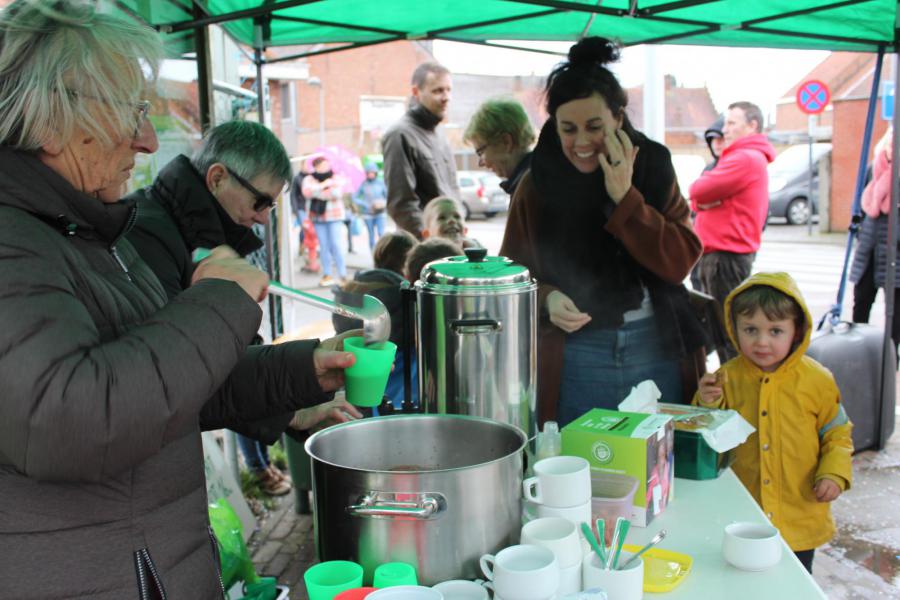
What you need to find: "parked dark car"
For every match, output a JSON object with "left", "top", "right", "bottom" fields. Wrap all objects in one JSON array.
[{"left": 768, "top": 143, "right": 832, "bottom": 225}]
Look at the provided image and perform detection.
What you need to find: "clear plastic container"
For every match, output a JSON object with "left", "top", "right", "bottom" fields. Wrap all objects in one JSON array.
[
  {"left": 535, "top": 421, "right": 561, "bottom": 462},
  {"left": 590, "top": 470, "right": 639, "bottom": 542}
]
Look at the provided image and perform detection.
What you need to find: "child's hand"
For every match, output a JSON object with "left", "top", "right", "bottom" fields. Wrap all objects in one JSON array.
[
  {"left": 697, "top": 372, "right": 723, "bottom": 405},
  {"left": 814, "top": 478, "right": 842, "bottom": 502}
]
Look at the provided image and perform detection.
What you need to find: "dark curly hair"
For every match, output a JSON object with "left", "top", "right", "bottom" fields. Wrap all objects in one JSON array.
[{"left": 544, "top": 37, "right": 636, "bottom": 138}]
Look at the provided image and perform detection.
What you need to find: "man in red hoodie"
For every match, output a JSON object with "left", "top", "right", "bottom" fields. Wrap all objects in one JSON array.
[{"left": 689, "top": 101, "right": 776, "bottom": 309}]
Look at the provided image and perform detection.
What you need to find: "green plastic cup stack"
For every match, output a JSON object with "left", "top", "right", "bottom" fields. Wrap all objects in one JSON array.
[
  {"left": 372, "top": 562, "right": 418, "bottom": 588},
  {"left": 343, "top": 336, "right": 397, "bottom": 407},
  {"left": 304, "top": 560, "right": 364, "bottom": 600}
]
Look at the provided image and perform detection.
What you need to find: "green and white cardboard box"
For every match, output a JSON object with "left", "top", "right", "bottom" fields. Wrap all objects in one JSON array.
[{"left": 562, "top": 408, "right": 675, "bottom": 527}]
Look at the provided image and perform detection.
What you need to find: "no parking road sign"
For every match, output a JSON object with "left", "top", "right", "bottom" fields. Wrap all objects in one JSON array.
[{"left": 796, "top": 80, "right": 830, "bottom": 115}]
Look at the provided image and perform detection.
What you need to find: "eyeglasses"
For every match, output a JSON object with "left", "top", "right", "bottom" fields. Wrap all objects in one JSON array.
[
  {"left": 225, "top": 166, "right": 277, "bottom": 212},
  {"left": 474, "top": 142, "right": 490, "bottom": 158},
  {"left": 65, "top": 89, "right": 151, "bottom": 138},
  {"left": 132, "top": 100, "right": 151, "bottom": 137}
]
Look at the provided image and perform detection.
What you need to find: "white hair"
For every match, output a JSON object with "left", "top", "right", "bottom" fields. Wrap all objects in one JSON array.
[{"left": 0, "top": 0, "right": 164, "bottom": 150}]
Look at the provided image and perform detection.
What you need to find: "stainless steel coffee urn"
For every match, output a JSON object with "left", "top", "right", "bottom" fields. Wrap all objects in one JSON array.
[{"left": 416, "top": 248, "right": 537, "bottom": 438}]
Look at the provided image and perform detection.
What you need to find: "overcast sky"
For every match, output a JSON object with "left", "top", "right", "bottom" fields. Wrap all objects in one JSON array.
[{"left": 433, "top": 40, "right": 831, "bottom": 124}]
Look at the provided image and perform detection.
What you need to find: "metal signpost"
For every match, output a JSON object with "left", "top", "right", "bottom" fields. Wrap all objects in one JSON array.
[{"left": 796, "top": 80, "right": 830, "bottom": 235}]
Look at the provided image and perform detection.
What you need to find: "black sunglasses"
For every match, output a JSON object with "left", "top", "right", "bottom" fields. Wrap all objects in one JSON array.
[{"left": 225, "top": 166, "right": 276, "bottom": 212}]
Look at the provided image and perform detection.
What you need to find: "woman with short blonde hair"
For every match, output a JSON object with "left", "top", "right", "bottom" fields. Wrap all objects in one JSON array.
[{"left": 464, "top": 97, "right": 536, "bottom": 194}]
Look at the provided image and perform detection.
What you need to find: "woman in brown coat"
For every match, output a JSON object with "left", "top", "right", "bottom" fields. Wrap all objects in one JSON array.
[{"left": 500, "top": 37, "right": 706, "bottom": 426}]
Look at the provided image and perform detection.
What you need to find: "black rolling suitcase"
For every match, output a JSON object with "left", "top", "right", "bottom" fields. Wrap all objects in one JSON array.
[
  {"left": 807, "top": 322, "right": 896, "bottom": 451},
  {"left": 811, "top": 113, "right": 896, "bottom": 452}
]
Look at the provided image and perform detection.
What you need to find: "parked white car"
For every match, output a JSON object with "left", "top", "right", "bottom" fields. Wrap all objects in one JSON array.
[{"left": 456, "top": 170, "right": 509, "bottom": 219}]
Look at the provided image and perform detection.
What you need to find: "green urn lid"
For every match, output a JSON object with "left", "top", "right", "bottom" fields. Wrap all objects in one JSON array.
[{"left": 419, "top": 247, "right": 531, "bottom": 288}]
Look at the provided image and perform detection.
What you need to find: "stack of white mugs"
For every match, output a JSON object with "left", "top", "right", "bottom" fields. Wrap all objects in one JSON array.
[{"left": 514, "top": 456, "right": 594, "bottom": 597}]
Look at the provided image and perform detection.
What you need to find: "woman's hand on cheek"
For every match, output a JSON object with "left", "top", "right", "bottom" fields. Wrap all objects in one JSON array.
[{"left": 598, "top": 127, "right": 638, "bottom": 204}]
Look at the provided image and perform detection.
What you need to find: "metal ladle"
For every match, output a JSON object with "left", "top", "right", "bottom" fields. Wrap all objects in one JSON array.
[
  {"left": 267, "top": 281, "right": 391, "bottom": 346},
  {"left": 193, "top": 248, "right": 391, "bottom": 345}
]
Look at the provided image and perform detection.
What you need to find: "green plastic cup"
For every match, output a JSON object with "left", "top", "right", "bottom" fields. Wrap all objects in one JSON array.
[
  {"left": 304, "top": 560, "right": 364, "bottom": 600},
  {"left": 343, "top": 336, "right": 397, "bottom": 407},
  {"left": 372, "top": 562, "right": 418, "bottom": 588}
]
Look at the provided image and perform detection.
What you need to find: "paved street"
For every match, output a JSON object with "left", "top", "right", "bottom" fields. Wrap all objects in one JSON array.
[{"left": 254, "top": 217, "right": 900, "bottom": 599}]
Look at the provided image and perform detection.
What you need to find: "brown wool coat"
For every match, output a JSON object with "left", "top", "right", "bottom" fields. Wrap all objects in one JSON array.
[{"left": 500, "top": 168, "right": 702, "bottom": 424}]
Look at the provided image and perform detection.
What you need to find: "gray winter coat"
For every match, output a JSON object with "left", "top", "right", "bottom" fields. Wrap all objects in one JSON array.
[
  {"left": 382, "top": 104, "right": 459, "bottom": 236},
  {"left": 0, "top": 148, "right": 307, "bottom": 599}
]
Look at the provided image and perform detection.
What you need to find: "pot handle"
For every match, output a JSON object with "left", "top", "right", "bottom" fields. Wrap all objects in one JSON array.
[
  {"left": 450, "top": 319, "right": 502, "bottom": 335},
  {"left": 347, "top": 492, "right": 446, "bottom": 520}
]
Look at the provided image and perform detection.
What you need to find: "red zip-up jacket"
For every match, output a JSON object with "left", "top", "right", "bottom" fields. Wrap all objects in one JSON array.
[{"left": 689, "top": 133, "right": 776, "bottom": 254}]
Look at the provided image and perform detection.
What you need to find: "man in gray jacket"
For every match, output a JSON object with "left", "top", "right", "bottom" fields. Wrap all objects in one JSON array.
[{"left": 382, "top": 62, "right": 460, "bottom": 238}]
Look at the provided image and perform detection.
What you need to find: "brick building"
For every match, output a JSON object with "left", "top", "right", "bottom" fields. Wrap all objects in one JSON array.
[{"left": 774, "top": 53, "right": 892, "bottom": 231}]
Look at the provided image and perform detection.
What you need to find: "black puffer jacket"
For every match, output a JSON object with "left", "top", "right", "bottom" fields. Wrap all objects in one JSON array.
[
  {"left": 849, "top": 212, "right": 900, "bottom": 289},
  {"left": 0, "top": 148, "right": 309, "bottom": 599},
  {"left": 126, "top": 155, "right": 329, "bottom": 443}
]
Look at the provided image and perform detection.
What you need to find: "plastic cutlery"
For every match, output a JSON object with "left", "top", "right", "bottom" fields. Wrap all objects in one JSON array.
[
  {"left": 610, "top": 518, "right": 631, "bottom": 570},
  {"left": 619, "top": 529, "right": 667, "bottom": 571},
  {"left": 604, "top": 518, "right": 624, "bottom": 570},
  {"left": 580, "top": 522, "right": 606, "bottom": 564},
  {"left": 595, "top": 518, "right": 606, "bottom": 549}
]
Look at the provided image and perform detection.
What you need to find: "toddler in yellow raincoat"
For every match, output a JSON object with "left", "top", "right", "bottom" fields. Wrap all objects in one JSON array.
[{"left": 694, "top": 271, "right": 853, "bottom": 574}]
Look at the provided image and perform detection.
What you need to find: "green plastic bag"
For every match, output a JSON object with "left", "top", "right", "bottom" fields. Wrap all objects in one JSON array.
[
  {"left": 208, "top": 499, "right": 259, "bottom": 592},
  {"left": 242, "top": 577, "right": 278, "bottom": 600}
]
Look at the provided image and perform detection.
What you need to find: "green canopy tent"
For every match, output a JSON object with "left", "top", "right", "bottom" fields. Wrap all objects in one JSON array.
[
  {"left": 119, "top": 1, "right": 900, "bottom": 443},
  {"left": 126, "top": 0, "right": 896, "bottom": 53}
]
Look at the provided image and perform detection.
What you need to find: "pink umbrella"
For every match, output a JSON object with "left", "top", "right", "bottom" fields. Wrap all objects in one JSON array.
[{"left": 304, "top": 145, "right": 366, "bottom": 191}]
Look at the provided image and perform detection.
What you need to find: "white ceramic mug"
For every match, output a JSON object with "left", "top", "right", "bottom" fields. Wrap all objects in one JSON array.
[
  {"left": 480, "top": 544, "right": 559, "bottom": 600},
  {"left": 432, "top": 580, "right": 489, "bottom": 600},
  {"left": 535, "top": 498, "right": 592, "bottom": 527},
  {"left": 582, "top": 551, "right": 644, "bottom": 600},
  {"left": 558, "top": 561, "right": 582, "bottom": 595},
  {"left": 367, "top": 585, "right": 444, "bottom": 600},
  {"left": 521, "top": 517, "right": 583, "bottom": 568},
  {"left": 722, "top": 521, "right": 783, "bottom": 571},
  {"left": 523, "top": 456, "right": 592, "bottom": 507}
]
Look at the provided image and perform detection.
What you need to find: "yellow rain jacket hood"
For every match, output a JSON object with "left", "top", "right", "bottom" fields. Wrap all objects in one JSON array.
[{"left": 695, "top": 272, "right": 853, "bottom": 551}]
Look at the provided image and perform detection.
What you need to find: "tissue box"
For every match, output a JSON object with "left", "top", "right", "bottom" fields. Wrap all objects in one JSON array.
[
  {"left": 561, "top": 408, "right": 673, "bottom": 527},
  {"left": 657, "top": 403, "right": 736, "bottom": 480}
]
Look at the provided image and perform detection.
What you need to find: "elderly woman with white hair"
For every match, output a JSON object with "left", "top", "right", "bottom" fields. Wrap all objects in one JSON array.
[{"left": 0, "top": 2, "right": 354, "bottom": 598}]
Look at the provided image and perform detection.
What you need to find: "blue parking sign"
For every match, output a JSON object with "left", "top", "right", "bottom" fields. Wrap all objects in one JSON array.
[{"left": 884, "top": 82, "right": 895, "bottom": 121}]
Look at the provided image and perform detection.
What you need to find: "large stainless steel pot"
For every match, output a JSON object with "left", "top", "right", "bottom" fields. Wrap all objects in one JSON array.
[
  {"left": 416, "top": 248, "right": 538, "bottom": 438},
  {"left": 305, "top": 414, "right": 526, "bottom": 585}
]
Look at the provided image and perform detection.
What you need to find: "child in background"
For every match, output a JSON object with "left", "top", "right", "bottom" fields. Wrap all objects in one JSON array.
[
  {"left": 405, "top": 237, "right": 464, "bottom": 283},
  {"left": 694, "top": 272, "right": 853, "bottom": 574},
  {"left": 421, "top": 196, "right": 481, "bottom": 249},
  {"left": 373, "top": 229, "right": 417, "bottom": 276},
  {"left": 333, "top": 231, "right": 418, "bottom": 408}
]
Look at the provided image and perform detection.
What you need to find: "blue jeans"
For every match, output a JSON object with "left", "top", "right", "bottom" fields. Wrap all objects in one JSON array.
[
  {"left": 364, "top": 213, "right": 386, "bottom": 250},
  {"left": 236, "top": 433, "right": 269, "bottom": 473},
  {"left": 313, "top": 220, "right": 346, "bottom": 277},
  {"left": 557, "top": 317, "right": 683, "bottom": 427}
]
